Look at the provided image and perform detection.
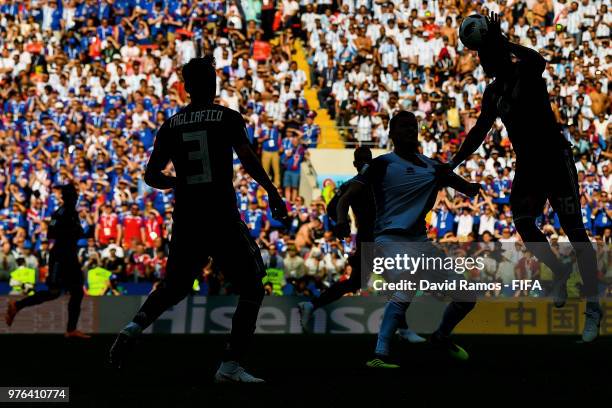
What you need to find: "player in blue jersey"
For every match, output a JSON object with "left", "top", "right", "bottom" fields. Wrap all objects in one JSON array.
[
  {"left": 363, "top": 111, "right": 481, "bottom": 368},
  {"left": 298, "top": 147, "right": 425, "bottom": 344}
]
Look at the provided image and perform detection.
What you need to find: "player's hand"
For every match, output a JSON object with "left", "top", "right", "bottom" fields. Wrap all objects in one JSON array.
[
  {"left": 485, "top": 12, "right": 507, "bottom": 47},
  {"left": 334, "top": 221, "right": 351, "bottom": 239},
  {"left": 433, "top": 161, "right": 455, "bottom": 177},
  {"left": 465, "top": 183, "right": 481, "bottom": 198},
  {"left": 269, "top": 194, "right": 289, "bottom": 223}
]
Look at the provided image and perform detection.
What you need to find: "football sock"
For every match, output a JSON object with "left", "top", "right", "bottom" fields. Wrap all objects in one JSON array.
[
  {"left": 437, "top": 301, "right": 475, "bottom": 337},
  {"left": 375, "top": 301, "right": 409, "bottom": 356}
]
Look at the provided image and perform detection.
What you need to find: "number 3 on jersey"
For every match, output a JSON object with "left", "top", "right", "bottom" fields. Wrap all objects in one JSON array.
[{"left": 183, "top": 130, "right": 212, "bottom": 184}]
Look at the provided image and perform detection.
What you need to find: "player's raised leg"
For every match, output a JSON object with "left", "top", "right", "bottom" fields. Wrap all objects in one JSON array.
[
  {"left": 510, "top": 174, "right": 571, "bottom": 307},
  {"left": 550, "top": 154, "right": 602, "bottom": 342},
  {"left": 7, "top": 287, "right": 61, "bottom": 326},
  {"left": 298, "top": 254, "right": 362, "bottom": 330},
  {"left": 109, "top": 244, "right": 204, "bottom": 368}
]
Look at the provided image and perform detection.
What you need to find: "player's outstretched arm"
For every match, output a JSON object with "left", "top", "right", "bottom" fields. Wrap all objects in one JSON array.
[
  {"left": 335, "top": 182, "right": 363, "bottom": 238},
  {"left": 485, "top": 12, "right": 546, "bottom": 75},
  {"left": 234, "top": 142, "right": 279, "bottom": 198},
  {"left": 234, "top": 140, "right": 288, "bottom": 220},
  {"left": 231, "top": 110, "right": 288, "bottom": 220},
  {"left": 444, "top": 172, "right": 481, "bottom": 198},
  {"left": 435, "top": 165, "right": 480, "bottom": 198},
  {"left": 144, "top": 125, "right": 176, "bottom": 190},
  {"left": 450, "top": 87, "right": 497, "bottom": 168}
]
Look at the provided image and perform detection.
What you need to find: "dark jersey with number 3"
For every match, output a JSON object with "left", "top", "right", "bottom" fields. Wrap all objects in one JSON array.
[{"left": 150, "top": 103, "right": 248, "bottom": 222}]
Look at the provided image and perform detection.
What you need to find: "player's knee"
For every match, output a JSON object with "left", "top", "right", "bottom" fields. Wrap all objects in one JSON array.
[
  {"left": 390, "top": 291, "right": 412, "bottom": 305},
  {"left": 157, "top": 278, "right": 193, "bottom": 305},
  {"left": 70, "top": 288, "right": 83, "bottom": 301}
]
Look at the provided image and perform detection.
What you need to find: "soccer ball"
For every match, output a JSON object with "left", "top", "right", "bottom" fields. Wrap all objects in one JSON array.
[{"left": 459, "top": 14, "right": 489, "bottom": 50}]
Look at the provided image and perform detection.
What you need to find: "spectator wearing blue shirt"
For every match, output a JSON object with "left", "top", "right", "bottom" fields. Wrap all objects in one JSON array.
[
  {"left": 260, "top": 118, "right": 282, "bottom": 186},
  {"left": 593, "top": 196, "right": 612, "bottom": 235},
  {"left": 97, "top": 19, "right": 114, "bottom": 41},
  {"left": 236, "top": 185, "right": 251, "bottom": 217},
  {"left": 299, "top": 111, "right": 320, "bottom": 148},
  {"left": 580, "top": 196, "right": 594, "bottom": 233},
  {"left": 282, "top": 140, "right": 305, "bottom": 202},
  {"left": 482, "top": 175, "right": 497, "bottom": 200},
  {"left": 104, "top": 84, "right": 124, "bottom": 112},
  {"left": 147, "top": 3, "right": 164, "bottom": 38},
  {"left": 435, "top": 203, "right": 455, "bottom": 238},
  {"left": 263, "top": 191, "right": 288, "bottom": 231},
  {"left": 582, "top": 173, "right": 600, "bottom": 196},
  {"left": 44, "top": 0, "right": 63, "bottom": 32},
  {"left": 492, "top": 169, "right": 511, "bottom": 205},
  {"left": 245, "top": 200, "right": 268, "bottom": 239}
]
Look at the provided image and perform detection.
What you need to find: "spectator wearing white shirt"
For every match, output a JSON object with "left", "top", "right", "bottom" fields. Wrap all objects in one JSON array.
[
  {"left": 379, "top": 37, "right": 400, "bottom": 68},
  {"left": 565, "top": 1, "right": 583, "bottom": 42},
  {"left": 455, "top": 207, "right": 475, "bottom": 240}
]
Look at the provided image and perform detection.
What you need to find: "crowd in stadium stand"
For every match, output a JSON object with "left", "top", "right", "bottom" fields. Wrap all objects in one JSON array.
[{"left": 0, "top": 1, "right": 610, "bottom": 298}]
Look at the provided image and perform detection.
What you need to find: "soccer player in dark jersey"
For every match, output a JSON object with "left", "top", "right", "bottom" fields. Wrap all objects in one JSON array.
[
  {"left": 108, "top": 56, "right": 288, "bottom": 383},
  {"left": 450, "top": 13, "right": 601, "bottom": 342},
  {"left": 298, "top": 147, "right": 425, "bottom": 343},
  {"left": 365, "top": 111, "right": 480, "bottom": 368},
  {"left": 5, "top": 184, "right": 89, "bottom": 339}
]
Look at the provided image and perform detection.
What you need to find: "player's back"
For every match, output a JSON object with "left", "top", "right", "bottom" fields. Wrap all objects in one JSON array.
[
  {"left": 49, "top": 207, "right": 82, "bottom": 255},
  {"left": 489, "top": 66, "right": 567, "bottom": 159},
  {"left": 154, "top": 103, "right": 244, "bottom": 223}
]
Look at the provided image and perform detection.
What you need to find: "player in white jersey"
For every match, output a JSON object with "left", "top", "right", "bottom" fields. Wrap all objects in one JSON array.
[{"left": 362, "top": 111, "right": 480, "bottom": 368}]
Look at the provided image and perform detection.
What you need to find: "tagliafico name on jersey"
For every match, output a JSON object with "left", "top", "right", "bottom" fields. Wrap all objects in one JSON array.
[{"left": 170, "top": 109, "right": 223, "bottom": 128}]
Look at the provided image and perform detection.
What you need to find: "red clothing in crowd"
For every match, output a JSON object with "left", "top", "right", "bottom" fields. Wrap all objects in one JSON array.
[
  {"left": 127, "top": 252, "right": 151, "bottom": 278},
  {"left": 144, "top": 214, "right": 163, "bottom": 248},
  {"left": 122, "top": 214, "right": 144, "bottom": 247},
  {"left": 148, "top": 255, "right": 167, "bottom": 280},
  {"left": 98, "top": 213, "right": 120, "bottom": 245}
]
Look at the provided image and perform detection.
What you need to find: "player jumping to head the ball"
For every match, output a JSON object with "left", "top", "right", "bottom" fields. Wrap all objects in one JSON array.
[
  {"left": 108, "top": 56, "right": 288, "bottom": 383},
  {"left": 452, "top": 12, "right": 601, "bottom": 342}
]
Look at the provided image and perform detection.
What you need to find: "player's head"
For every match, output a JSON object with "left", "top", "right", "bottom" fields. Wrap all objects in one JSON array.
[
  {"left": 57, "top": 183, "right": 78, "bottom": 209},
  {"left": 182, "top": 56, "right": 216, "bottom": 104},
  {"left": 478, "top": 45, "right": 512, "bottom": 78},
  {"left": 353, "top": 146, "right": 372, "bottom": 172},
  {"left": 389, "top": 111, "right": 419, "bottom": 153}
]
